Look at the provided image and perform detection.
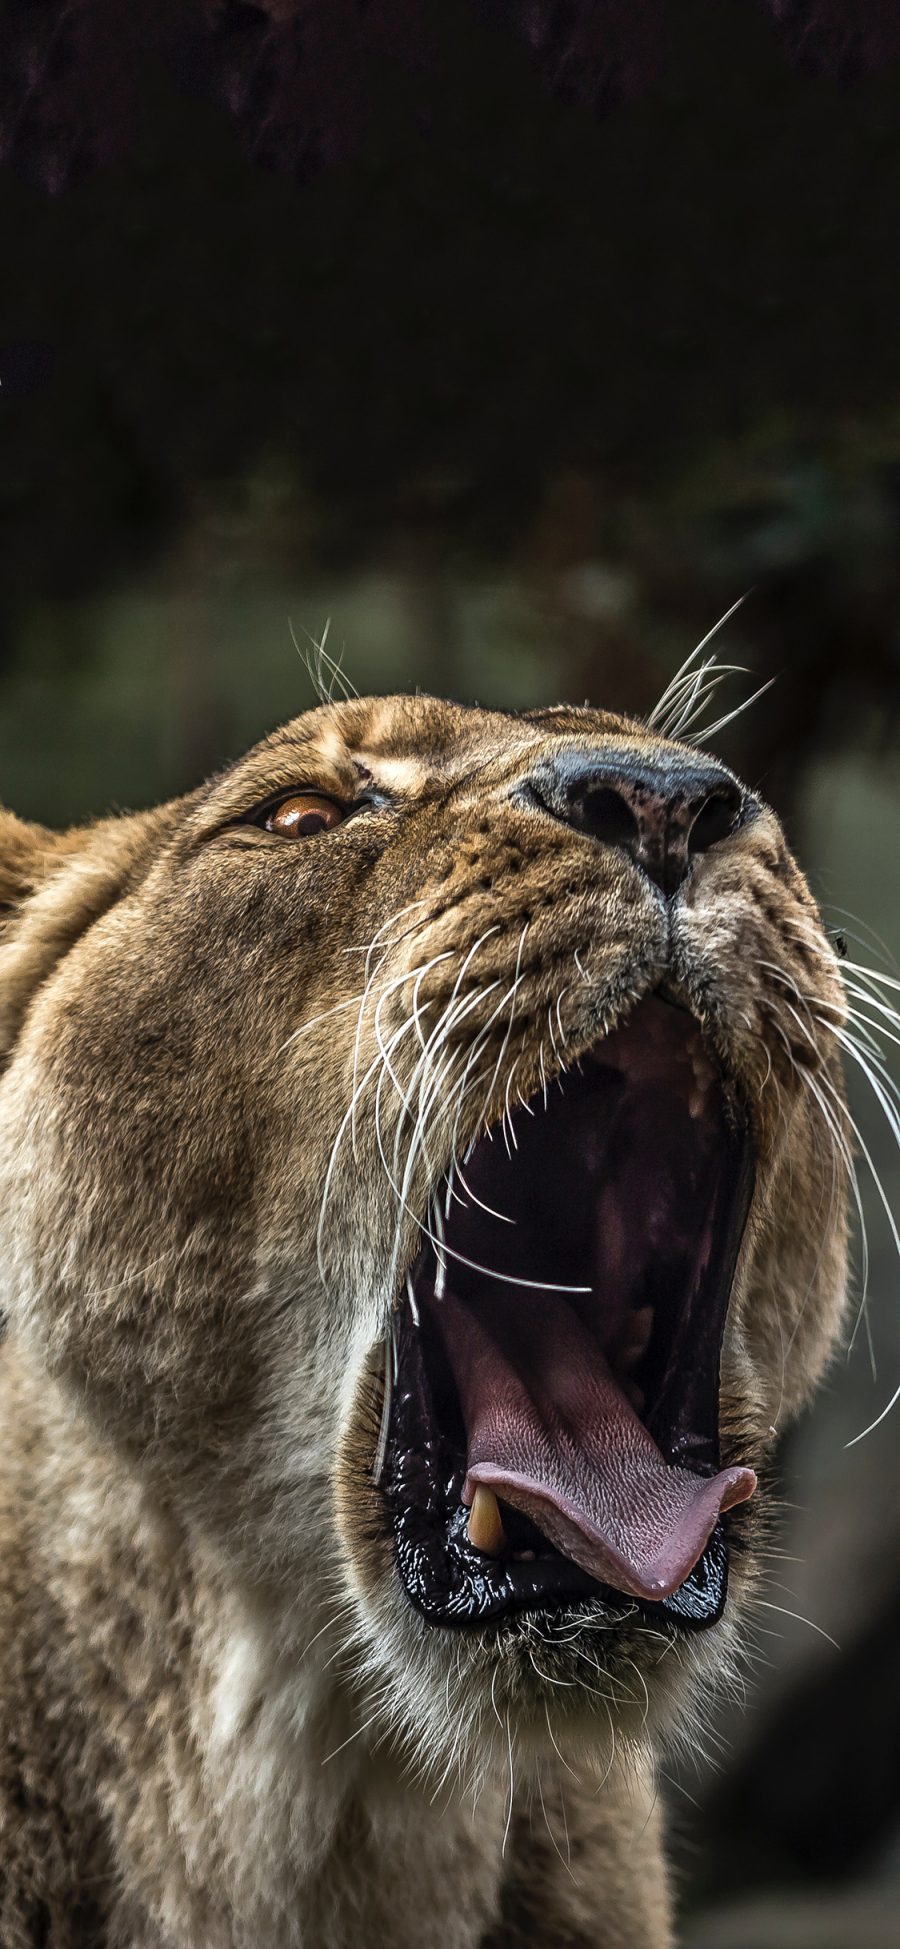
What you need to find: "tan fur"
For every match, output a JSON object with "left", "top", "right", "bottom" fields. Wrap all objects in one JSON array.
[{"left": 0, "top": 697, "right": 849, "bottom": 1946}]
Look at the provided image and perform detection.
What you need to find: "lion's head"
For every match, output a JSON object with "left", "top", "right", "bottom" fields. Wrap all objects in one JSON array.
[{"left": 0, "top": 694, "right": 849, "bottom": 1788}]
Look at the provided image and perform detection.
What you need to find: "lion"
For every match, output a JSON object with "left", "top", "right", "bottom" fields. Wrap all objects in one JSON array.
[{"left": 0, "top": 690, "right": 850, "bottom": 1948}]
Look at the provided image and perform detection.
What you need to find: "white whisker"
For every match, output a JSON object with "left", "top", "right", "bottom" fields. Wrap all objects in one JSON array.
[
  {"left": 754, "top": 1599, "right": 840, "bottom": 1650},
  {"left": 647, "top": 594, "right": 777, "bottom": 749},
  {"left": 684, "top": 676, "right": 775, "bottom": 743}
]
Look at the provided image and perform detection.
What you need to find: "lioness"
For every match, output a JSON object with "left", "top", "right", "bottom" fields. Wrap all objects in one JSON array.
[{"left": 0, "top": 692, "right": 849, "bottom": 1948}]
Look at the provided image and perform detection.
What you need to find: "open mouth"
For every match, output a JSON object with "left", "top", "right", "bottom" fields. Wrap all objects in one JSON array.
[{"left": 381, "top": 995, "right": 756, "bottom": 1633}]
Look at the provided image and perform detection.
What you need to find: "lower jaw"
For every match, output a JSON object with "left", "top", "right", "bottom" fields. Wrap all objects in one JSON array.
[
  {"left": 390, "top": 1477, "right": 731, "bottom": 1633},
  {"left": 384, "top": 1323, "right": 732, "bottom": 1634}
]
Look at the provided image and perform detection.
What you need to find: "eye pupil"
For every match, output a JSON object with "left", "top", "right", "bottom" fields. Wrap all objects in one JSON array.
[{"left": 264, "top": 793, "right": 344, "bottom": 837}]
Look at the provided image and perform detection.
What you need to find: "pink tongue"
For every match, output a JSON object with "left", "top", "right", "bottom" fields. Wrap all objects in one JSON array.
[{"left": 435, "top": 1290, "right": 756, "bottom": 1602}]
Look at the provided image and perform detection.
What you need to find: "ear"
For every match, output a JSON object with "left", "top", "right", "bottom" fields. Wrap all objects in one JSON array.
[
  {"left": 0, "top": 808, "right": 159, "bottom": 1063},
  {"left": 0, "top": 810, "right": 76, "bottom": 918}
]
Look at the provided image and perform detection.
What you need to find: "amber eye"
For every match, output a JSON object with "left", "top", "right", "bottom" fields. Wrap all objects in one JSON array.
[{"left": 263, "top": 793, "right": 345, "bottom": 837}]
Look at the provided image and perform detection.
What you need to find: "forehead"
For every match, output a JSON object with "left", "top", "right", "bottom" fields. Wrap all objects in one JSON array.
[
  {"left": 258, "top": 694, "right": 632, "bottom": 790},
  {"left": 194, "top": 694, "right": 666, "bottom": 828}
]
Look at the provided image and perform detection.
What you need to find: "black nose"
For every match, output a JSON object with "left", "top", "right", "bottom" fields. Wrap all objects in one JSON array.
[{"left": 525, "top": 745, "right": 746, "bottom": 897}]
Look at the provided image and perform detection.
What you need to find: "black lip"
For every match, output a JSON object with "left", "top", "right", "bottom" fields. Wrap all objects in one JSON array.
[{"left": 381, "top": 999, "right": 755, "bottom": 1635}]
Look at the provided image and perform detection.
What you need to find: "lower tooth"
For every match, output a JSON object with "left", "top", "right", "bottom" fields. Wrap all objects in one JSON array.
[{"left": 467, "top": 1486, "right": 507, "bottom": 1557}]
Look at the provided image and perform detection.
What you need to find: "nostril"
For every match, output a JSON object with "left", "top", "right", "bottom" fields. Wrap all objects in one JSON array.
[
  {"left": 522, "top": 748, "right": 746, "bottom": 895},
  {"left": 573, "top": 784, "right": 640, "bottom": 852},
  {"left": 688, "top": 788, "right": 743, "bottom": 859}
]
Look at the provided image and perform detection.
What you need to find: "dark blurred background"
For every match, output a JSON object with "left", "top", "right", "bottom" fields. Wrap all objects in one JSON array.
[{"left": 3, "top": 3, "right": 900, "bottom": 1941}]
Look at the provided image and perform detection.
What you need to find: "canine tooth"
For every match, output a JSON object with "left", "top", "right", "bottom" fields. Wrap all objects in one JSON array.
[{"left": 467, "top": 1486, "right": 506, "bottom": 1557}]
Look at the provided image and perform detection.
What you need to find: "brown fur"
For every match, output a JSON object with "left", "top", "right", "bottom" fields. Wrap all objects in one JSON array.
[{"left": 0, "top": 697, "right": 849, "bottom": 1946}]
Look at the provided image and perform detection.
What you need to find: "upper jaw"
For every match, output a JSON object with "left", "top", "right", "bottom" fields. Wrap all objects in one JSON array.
[{"left": 374, "top": 992, "right": 758, "bottom": 1638}]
